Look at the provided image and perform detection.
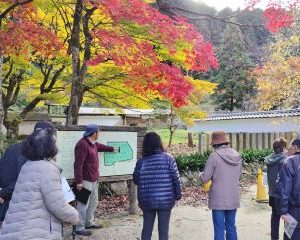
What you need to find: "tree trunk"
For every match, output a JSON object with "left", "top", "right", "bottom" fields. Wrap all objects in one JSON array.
[
  {"left": 66, "top": 1, "right": 94, "bottom": 126},
  {"left": 66, "top": 0, "right": 83, "bottom": 126},
  {"left": 0, "top": 55, "right": 5, "bottom": 155},
  {"left": 168, "top": 107, "right": 176, "bottom": 148},
  {"left": 230, "top": 95, "right": 234, "bottom": 111},
  {"left": 0, "top": 55, "right": 3, "bottom": 132},
  {"left": 3, "top": 106, "right": 11, "bottom": 138},
  {"left": 188, "top": 132, "right": 194, "bottom": 147},
  {"left": 168, "top": 129, "right": 175, "bottom": 148}
]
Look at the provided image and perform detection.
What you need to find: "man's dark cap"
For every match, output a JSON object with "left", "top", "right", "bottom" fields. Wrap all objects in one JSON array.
[{"left": 292, "top": 139, "right": 300, "bottom": 148}]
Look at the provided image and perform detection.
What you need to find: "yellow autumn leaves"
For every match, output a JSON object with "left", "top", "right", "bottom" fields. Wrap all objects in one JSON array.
[{"left": 255, "top": 32, "right": 300, "bottom": 110}]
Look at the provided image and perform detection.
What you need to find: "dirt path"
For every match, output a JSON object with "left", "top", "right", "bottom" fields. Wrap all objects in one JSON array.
[{"left": 64, "top": 185, "right": 284, "bottom": 240}]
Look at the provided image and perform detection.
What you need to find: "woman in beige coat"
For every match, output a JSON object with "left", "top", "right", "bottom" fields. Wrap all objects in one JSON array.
[
  {"left": 200, "top": 131, "right": 242, "bottom": 240},
  {"left": 0, "top": 127, "right": 79, "bottom": 240}
]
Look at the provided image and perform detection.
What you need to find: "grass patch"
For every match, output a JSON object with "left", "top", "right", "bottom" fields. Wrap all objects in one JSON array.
[{"left": 153, "top": 128, "right": 198, "bottom": 145}]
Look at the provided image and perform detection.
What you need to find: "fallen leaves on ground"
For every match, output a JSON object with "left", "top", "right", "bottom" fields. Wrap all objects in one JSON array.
[
  {"left": 180, "top": 187, "right": 208, "bottom": 207},
  {"left": 96, "top": 195, "right": 129, "bottom": 217},
  {"left": 96, "top": 180, "right": 252, "bottom": 218}
]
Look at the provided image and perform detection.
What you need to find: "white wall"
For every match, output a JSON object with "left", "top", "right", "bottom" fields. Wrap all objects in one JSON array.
[
  {"left": 18, "top": 116, "right": 123, "bottom": 136},
  {"left": 51, "top": 115, "right": 123, "bottom": 126},
  {"left": 189, "top": 117, "right": 300, "bottom": 135},
  {"left": 77, "top": 115, "right": 122, "bottom": 126}
]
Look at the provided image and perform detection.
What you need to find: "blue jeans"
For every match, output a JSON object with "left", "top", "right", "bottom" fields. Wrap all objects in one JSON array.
[
  {"left": 212, "top": 209, "right": 238, "bottom": 240},
  {"left": 142, "top": 210, "right": 171, "bottom": 240}
]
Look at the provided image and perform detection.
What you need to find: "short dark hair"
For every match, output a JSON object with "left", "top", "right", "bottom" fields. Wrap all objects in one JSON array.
[
  {"left": 273, "top": 138, "right": 287, "bottom": 154},
  {"left": 22, "top": 128, "right": 58, "bottom": 161},
  {"left": 142, "top": 132, "right": 165, "bottom": 157}
]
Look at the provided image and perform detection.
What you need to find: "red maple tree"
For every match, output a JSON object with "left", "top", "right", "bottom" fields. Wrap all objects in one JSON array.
[
  {"left": 0, "top": 1, "right": 62, "bottom": 57},
  {"left": 246, "top": 0, "right": 299, "bottom": 32},
  {"left": 86, "top": 0, "right": 218, "bottom": 107}
]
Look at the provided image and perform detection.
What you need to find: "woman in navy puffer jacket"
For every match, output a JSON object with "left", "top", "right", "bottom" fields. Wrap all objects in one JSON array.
[{"left": 133, "top": 132, "right": 181, "bottom": 240}]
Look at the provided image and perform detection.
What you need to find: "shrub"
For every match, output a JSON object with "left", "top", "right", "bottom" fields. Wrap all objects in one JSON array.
[
  {"left": 175, "top": 151, "right": 211, "bottom": 172},
  {"left": 0, "top": 133, "right": 19, "bottom": 156},
  {"left": 241, "top": 149, "right": 273, "bottom": 164},
  {"left": 175, "top": 148, "right": 273, "bottom": 173}
]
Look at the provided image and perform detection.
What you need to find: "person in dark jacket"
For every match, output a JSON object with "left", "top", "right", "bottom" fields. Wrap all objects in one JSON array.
[
  {"left": 275, "top": 138, "right": 300, "bottom": 240},
  {"left": 0, "top": 121, "right": 54, "bottom": 222},
  {"left": 133, "top": 132, "right": 181, "bottom": 240},
  {"left": 74, "top": 124, "right": 117, "bottom": 236},
  {"left": 265, "top": 138, "right": 287, "bottom": 240}
]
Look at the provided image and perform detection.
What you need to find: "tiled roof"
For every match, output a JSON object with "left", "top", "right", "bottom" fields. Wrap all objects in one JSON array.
[
  {"left": 195, "top": 109, "right": 300, "bottom": 122},
  {"left": 78, "top": 107, "right": 170, "bottom": 116}
]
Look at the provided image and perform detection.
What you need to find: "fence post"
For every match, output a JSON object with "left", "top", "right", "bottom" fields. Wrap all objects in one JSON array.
[
  {"left": 268, "top": 133, "right": 273, "bottom": 148},
  {"left": 231, "top": 133, "right": 237, "bottom": 151},
  {"left": 245, "top": 133, "right": 250, "bottom": 150},
  {"left": 270, "top": 132, "right": 275, "bottom": 146},
  {"left": 262, "top": 133, "right": 268, "bottom": 149},
  {"left": 207, "top": 133, "right": 212, "bottom": 152},
  {"left": 228, "top": 133, "right": 232, "bottom": 148},
  {"left": 188, "top": 133, "right": 194, "bottom": 147},
  {"left": 251, "top": 133, "right": 257, "bottom": 150},
  {"left": 257, "top": 133, "right": 263, "bottom": 150},
  {"left": 198, "top": 134, "right": 202, "bottom": 153},
  {"left": 238, "top": 133, "right": 244, "bottom": 152},
  {"left": 199, "top": 133, "right": 208, "bottom": 154}
]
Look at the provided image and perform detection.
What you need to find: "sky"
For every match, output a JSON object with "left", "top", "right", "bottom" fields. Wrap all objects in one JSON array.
[{"left": 193, "top": 0, "right": 269, "bottom": 11}]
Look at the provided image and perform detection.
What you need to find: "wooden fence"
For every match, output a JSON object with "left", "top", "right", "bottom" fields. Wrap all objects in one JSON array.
[{"left": 198, "top": 132, "right": 297, "bottom": 153}]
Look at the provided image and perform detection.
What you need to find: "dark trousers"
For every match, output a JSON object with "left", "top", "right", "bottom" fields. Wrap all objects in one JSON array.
[
  {"left": 271, "top": 206, "right": 281, "bottom": 240},
  {"left": 269, "top": 197, "right": 280, "bottom": 240},
  {"left": 142, "top": 209, "right": 171, "bottom": 240}
]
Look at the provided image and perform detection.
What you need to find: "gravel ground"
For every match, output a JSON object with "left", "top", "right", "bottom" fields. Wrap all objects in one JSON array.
[{"left": 63, "top": 184, "right": 284, "bottom": 240}]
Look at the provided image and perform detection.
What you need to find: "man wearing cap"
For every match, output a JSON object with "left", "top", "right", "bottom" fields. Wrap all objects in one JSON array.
[
  {"left": 0, "top": 121, "right": 54, "bottom": 222},
  {"left": 199, "top": 131, "right": 242, "bottom": 240},
  {"left": 275, "top": 139, "right": 300, "bottom": 240},
  {"left": 74, "top": 124, "right": 117, "bottom": 236}
]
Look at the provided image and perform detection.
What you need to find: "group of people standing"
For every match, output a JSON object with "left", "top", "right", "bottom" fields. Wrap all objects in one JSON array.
[
  {"left": 266, "top": 138, "right": 300, "bottom": 240},
  {"left": 134, "top": 130, "right": 300, "bottom": 240},
  {"left": 0, "top": 120, "right": 299, "bottom": 240},
  {"left": 0, "top": 122, "right": 117, "bottom": 239},
  {"left": 0, "top": 121, "right": 79, "bottom": 239}
]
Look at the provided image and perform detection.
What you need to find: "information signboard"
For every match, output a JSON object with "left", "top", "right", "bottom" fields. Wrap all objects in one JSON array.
[{"left": 56, "top": 130, "right": 137, "bottom": 178}]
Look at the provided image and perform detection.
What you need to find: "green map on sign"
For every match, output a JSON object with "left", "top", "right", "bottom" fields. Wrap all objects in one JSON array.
[{"left": 104, "top": 141, "right": 133, "bottom": 166}]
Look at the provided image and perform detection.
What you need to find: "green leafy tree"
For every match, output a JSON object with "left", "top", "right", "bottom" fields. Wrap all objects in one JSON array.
[{"left": 212, "top": 23, "right": 256, "bottom": 111}]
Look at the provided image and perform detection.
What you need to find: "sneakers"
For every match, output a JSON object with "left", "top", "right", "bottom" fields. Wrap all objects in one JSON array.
[{"left": 75, "top": 229, "right": 92, "bottom": 236}]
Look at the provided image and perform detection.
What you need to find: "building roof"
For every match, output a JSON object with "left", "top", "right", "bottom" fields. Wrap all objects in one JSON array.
[
  {"left": 195, "top": 109, "right": 300, "bottom": 122},
  {"left": 78, "top": 107, "right": 170, "bottom": 116}
]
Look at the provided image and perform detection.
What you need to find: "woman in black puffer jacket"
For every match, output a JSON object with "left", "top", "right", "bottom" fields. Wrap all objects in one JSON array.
[{"left": 133, "top": 132, "right": 181, "bottom": 240}]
